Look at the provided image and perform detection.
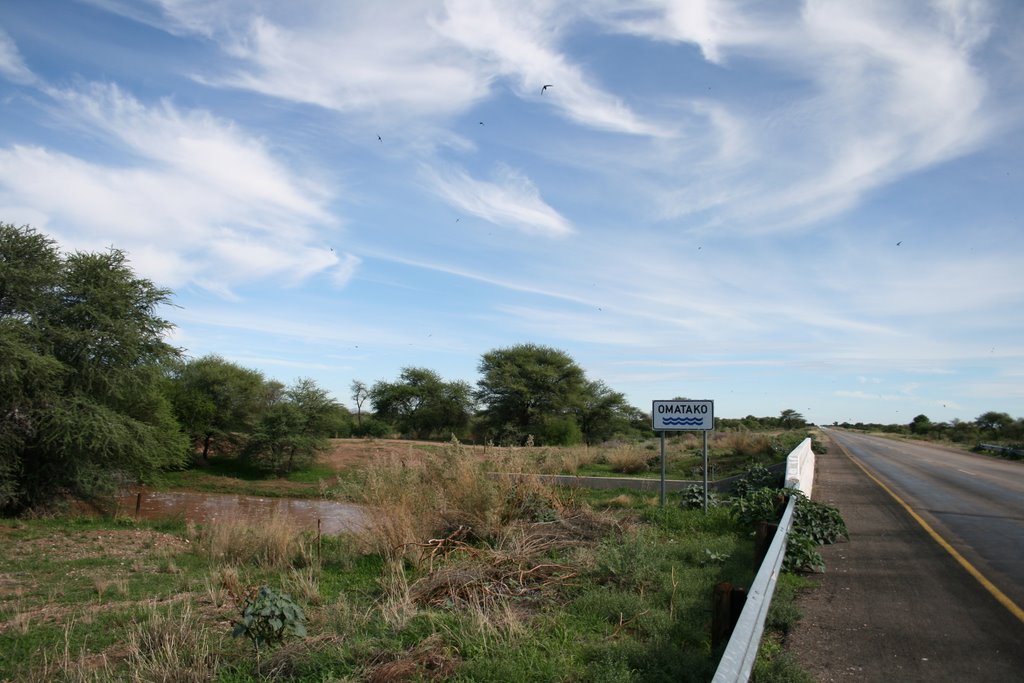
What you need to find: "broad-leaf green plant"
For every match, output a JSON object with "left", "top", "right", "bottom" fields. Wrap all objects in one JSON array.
[{"left": 231, "top": 585, "right": 307, "bottom": 655}]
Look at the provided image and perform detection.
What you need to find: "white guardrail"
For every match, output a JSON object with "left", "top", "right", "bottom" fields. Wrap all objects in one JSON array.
[{"left": 711, "top": 437, "right": 815, "bottom": 683}]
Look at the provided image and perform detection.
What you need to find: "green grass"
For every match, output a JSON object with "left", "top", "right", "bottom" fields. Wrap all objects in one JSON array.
[
  {"left": 151, "top": 461, "right": 329, "bottom": 498},
  {"left": 1, "top": 498, "right": 758, "bottom": 682}
]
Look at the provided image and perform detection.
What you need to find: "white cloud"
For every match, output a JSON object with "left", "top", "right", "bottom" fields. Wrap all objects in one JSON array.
[
  {"left": 0, "top": 28, "right": 35, "bottom": 85},
  {"left": 435, "top": 0, "right": 666, "bottom": 136},
  {"left": 835, "top": 390, "right": 902, "bottom": 402},
  {"left": 93, "top": 1, "right": 665, "bottom": 137},
  {"left": 330, "top": 253, "right": 362, "bottom": 287},
  {"left": 0, "top": 83, "right": 352, "bottom": 295},
  {"left": 591, "top": 0, "right": 996, "bottom": 234},
  {"left": 217, "top": 10, "right": 489, "bottom": 118},
  {"left": 589, "top": 0, "right": 764, "bottom": 64},
  {"left": 424, "top": 163, "right": 573, "bottom": 237}
]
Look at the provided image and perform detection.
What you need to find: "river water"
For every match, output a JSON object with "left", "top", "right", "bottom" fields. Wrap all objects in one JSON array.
[{"left": 118, "top": 490, "right": 369, "bottom": 535}]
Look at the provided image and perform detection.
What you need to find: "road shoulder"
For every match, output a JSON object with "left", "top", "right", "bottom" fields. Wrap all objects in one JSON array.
[{"left": 784, "top": 438, "right": 1024, "bottom": 682}]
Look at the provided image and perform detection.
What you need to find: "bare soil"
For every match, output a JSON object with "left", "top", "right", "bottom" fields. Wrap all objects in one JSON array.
[{"left": 318, "top": 438, "right": 446, "bottom": 470}]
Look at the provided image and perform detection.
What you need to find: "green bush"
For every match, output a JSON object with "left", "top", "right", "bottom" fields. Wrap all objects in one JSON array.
[
  {"left": 678, "top": 484, "right": 721, "bottom": 510},
  {"left": 791, "top": 492, "right": 847, "bottom": 545},
  {"left": 231, "top": 585, "right": 307, "bottom": 654},
  {"left": 731, "top": 488, "right": 786, "bottom": 526},
  {"left": 730, "top": 465, "right": 781, "bottom": 497},
  {"left": 783, "top": 492, "right": 847, "bottom": 573}
]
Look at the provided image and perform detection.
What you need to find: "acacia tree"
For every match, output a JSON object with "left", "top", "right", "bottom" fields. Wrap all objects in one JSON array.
[
  {"left": 243, "top": 378, "right": 341, "bottom": 474},
  {"left": 575, "top": 380, "right": 635, "bottom": 445},
  {"left": 1, "top": 224, "right": 187, "bottom": 514},
  {"left": 779, "top": 409, "right": 806, "bottom": 429},
  {"left": 910, "top": 414, "right": 933, "bottom": 435},
  {"left": 370, "top": 367, "right": 473, "bottom": 439},
  {"left": 475, "top": 344, "right": 588, "bottom": 446},
  {"left": 975, "top": 411, "right": 1013, "bottom": 435},
  {"left": 167, "top": 355, "right": 267, "bottom": 462},
  {"left": 350, "top": 380, "right": 369, "bottom": 427}
]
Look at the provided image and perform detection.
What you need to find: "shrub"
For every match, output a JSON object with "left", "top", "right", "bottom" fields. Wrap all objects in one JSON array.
[
  {"left": 231, "top": 585, "right": 307, "bottom": 654},
  {"left": 731, "top": 488, "right": 786, "bottom": 526},
  {"left": 783, "top": 493, "right": 847, "bottom": 573},
  {"left": 730, "top": 464, "right": 781, "bottom": 497},
  {"left": 791, "top": 492, "right": 847, "bottom": 545},
  {"left": 678, "top": 484, "right": 721, "bottom": 510}
]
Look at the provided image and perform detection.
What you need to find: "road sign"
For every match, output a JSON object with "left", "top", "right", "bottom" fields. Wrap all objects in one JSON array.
[{"left": 652, "top": 400, "right": 714, "bottom": 431}]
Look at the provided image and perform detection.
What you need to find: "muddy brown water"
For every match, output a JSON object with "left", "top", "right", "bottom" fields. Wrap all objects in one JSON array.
[{"left": 117, "top": 490, "right": 369, "bottom": 535}]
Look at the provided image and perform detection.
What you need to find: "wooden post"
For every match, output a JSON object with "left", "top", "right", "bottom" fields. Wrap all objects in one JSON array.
[
  {"left": 754, "top": 521, "right": 779, "bottom": 568},
  {"left": 712, "top": 582, "right": 734, "bottom": 648},
  {"left": 730, "top": 586, "right": 747, "bottom": 627},
  {"left": 135, "top": 492, "right": 143, "bottom": 518},
  {"left": 713, "top": 582, "right": 750, "bottom": 649}
]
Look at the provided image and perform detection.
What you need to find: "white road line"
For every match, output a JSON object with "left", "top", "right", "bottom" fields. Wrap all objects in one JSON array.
[{"left": 957, "top": 469, "right": 976, "bottom": 476}]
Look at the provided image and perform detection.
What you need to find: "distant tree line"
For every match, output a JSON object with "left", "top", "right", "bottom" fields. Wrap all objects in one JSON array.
[
  {"left": 838, "top": 411, "right": 1024, "bottom": 451},
  {"left": 715, "top": 409, "right": 808, "bottom": 431},
  {"left": 0, "top": 224, "right": 649, "bottom": 513},
  {"left": 5, "top": 223, "right": 1014, "bottom": 514},
  {"left": 352, "top": 344, "right": 651, "bottom": 446}
]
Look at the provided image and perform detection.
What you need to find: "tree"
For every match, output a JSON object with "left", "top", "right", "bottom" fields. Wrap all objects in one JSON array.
[
  {"left": 779, "top": 409, "right": 806, "bottom": 429},
  {"left": 575, "top": 380, "right": 634, "bottom": 445},
  {"left": 1, "top": 224, "right": 187, "bottom": 514},
  {"left": 475, "top": 344, "right": 588, "bottom": 445},
  {"left": 370, "top": 367, "right": 473, "bottom": 439},
  {"left": 243, "top": 378, "right": 340, "bottom": 474},
  {"left": 167, "top": 355, "right": 267, "bottom": 462},
  {"left": 975, "top": 411, "right": 1013, "bottom": 435},
  {"left": 909, "top": 414, "right": 932, "bottom": 436},
  {"left": 350, "top": 380, "right": 369, "bottom": 427}
]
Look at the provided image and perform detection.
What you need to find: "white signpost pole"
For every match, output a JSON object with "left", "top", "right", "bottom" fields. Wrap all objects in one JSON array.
[
  {"left": 703, "top": 430, "right": 709, "bottom": 512},
  {"left": 660, "top": 431, "right": 667, "bottom": 507}
]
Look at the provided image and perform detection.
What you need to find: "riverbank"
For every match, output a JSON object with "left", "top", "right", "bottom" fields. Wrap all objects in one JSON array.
[{"left": 1, "top": 440, "right": 766, "bottom": 682}]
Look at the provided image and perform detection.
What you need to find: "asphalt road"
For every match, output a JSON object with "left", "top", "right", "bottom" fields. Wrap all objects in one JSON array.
[
  {"left": 824, "top": 428, "right": 1024, "bottom": 610},
  {"left": 786, "top": 430, "right": 1024, "bottom": 682}
]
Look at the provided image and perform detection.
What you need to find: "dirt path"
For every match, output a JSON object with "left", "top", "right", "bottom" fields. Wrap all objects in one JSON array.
[{"left": 785, "top": 438, "right": 1024, "bottom": 682}]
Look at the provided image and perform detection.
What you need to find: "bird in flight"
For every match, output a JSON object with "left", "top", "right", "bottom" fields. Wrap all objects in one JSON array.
[
  {"left": 896, "top": 241, "right": 902, "bottom": 246},
  {"left": 377, "top": 135, "right": 382, "bottom": 142},
  {"left": 541, "top": 84, "right": 553, "bottom": 94}
]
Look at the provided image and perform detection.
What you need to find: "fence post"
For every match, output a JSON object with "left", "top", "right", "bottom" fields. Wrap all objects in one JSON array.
[
  {"left": 712, "top": 582, "right": 735, "bottom": 649},
  {"left": 754, "top": 520, "right": 778, "bottom": 568}
]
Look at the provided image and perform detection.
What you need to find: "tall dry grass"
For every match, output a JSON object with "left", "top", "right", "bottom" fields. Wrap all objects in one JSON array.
[
  {"left": 519, "top": 445, "right": 600, "bottom": 475},
  {"left": 354, "top": 439, "right": 563, "bottom": 566},
  {"left": 715, "top": 431, "right": 771, "bottom": 458},
  {"left": 606, "top": 447, "right": 652, "bottom": 474},
  {"left": 191, "top": 513, "right": 313, "bottom": 569},
  {"left": 124, "top": 604, "right": 219, "bottom": 682}
]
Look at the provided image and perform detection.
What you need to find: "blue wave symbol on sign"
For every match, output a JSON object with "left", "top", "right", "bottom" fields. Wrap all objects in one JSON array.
[{"left": 662, "top": 417, "right": 705, "bottom": 426}]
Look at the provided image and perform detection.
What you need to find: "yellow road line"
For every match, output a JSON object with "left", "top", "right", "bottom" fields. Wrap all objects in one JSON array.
[{"left": 836, "top": 441, "right": 1024, "bottom": 624}]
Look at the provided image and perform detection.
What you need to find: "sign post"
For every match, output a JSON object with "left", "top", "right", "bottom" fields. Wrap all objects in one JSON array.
[{"left": 652, "top": 400, "right": 715, "bottom": 509}]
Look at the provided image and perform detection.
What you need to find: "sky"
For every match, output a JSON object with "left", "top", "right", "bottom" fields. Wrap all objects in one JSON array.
[{"left": 2, "top": 0, "right": 1023, "bottom": 427}]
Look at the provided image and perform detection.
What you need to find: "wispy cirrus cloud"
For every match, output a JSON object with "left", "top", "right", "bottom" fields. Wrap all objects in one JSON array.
[
  {"left": 90, "top": 0, "right": 665, "bottom": 137},
  {"left": 424, "top": 162, "right": 573, "bottom": 237},
  {"left": 591, "top": 0, "right": 996, "bottom": 233},
  {"left": 0, "top": 28, "right": 35, "bottom": 85},
  {"left": 0, "top": 82, "right": 354, "bottom": 294},
  {"left": 435, "top": 0, "right": 667, "bottom": 136}
]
